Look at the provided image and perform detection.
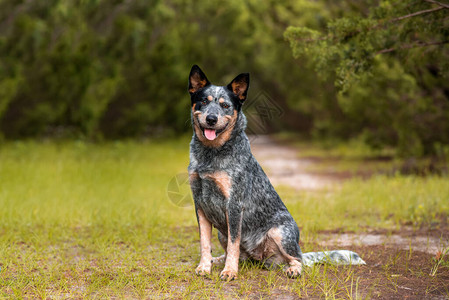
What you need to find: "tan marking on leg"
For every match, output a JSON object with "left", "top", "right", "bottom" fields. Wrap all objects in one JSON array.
[
  {"left": 204, "top": 171, "right": 231, "bottom": 199},
  {"left": 207, "top": 95, "right": 213, "bottom": 101},
  {"left": 264, "top": 227, "right": 302, "bottom": 277},
  {"left": 251, "top": 231, "right": 284, "bottom": 266},
  {"left": 195, "top": 209, "right": 213, "bottom": 276},
  {"left": 193, "top": 110, "right": 238, "bottom": 148},
  {"left": 219, "top": 98, "right": 225, "bottom": 103},
  {"left": 220, "top": 212, "right": 241, "bottom": 281}
]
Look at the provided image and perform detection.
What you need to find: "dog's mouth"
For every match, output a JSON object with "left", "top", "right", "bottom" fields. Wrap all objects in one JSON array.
[{"left": 200, "top": 124, "right": 228, "bottom": 141}]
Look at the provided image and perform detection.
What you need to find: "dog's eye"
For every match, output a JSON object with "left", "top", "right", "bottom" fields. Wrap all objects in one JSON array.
[
  {"left": 201, "top": 99, "right": 208, "bottom": 105},
  {"left": 221, "top": 103, "right": 230, "bottom": 109}
]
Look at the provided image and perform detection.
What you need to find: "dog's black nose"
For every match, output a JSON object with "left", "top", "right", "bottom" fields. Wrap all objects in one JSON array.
[{"left": 206, "top": 114, "right": 218, "bottom": 126}]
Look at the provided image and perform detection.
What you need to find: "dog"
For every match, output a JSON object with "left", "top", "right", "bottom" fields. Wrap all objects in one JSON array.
[{"left": 187, "top": 65, "right": 365, "bottom": 281}]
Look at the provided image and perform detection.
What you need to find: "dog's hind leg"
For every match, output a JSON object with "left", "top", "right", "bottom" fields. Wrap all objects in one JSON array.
[
  {"left": 212, "top": 231, "right": 227, "bottom": 265},
  {"left": 213, "top": 231, "right": 250, "bottom": 265},
  {"left": 263, "top": 224, "right": 303, "bottom": 278},
  {"left": 212, "top": 254, "right": 226, "bottom": 265}
]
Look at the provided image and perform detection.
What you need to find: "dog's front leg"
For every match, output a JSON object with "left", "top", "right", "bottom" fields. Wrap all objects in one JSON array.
[
  {"left": 195, "top": 208, "right": 213, "bottom": 276},
  {"left": 190, "top": 171, "right": 212, "bottom": 276},
  {"left": 220, "top": 202, "right": 242, "bottom": 281}
]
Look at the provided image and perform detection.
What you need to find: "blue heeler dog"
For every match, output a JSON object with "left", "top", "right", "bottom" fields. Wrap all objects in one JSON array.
[{"left": 188, "top": 65, "right": 365, "bottom": 281}]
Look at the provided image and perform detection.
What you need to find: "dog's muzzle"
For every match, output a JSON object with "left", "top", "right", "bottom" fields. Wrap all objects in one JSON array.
[{"left": 202, "top": 124, "right": 228, "bottom": 140}]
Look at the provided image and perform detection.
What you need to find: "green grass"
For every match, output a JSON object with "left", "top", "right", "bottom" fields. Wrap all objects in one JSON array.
[
  {"left": 0, "top": 139, "right": 201, "bottom": 298},
  {"left": 0, "top": 139, "right": 195, "bottom": 231},
  {"left": 0, "top": 139, "right": 448, "bottom": 298},
  {"left": 281, "top": 175, "right": 449, "bottom": 235}
]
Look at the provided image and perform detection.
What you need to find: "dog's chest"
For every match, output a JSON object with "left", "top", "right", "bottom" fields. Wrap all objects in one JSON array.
[
  {"left": 189, "top": 145, "right": 243, "bottom": 231},
  {"left": 194, "top": 170, "right": 229, "bottom": 230}
]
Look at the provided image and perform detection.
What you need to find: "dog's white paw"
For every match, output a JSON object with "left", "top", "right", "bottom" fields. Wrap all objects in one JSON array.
[
  {"left": 284, "top": 262, "right": 302, "bottom": 278},
  {"left": 195, "top": 262, "right": 211, "bottom": 276},
  {"left": 219, "top": 267, "right": 238, "bottom": 281},
  {"left": 212, "top": 254, "right": 226, "bottom": 265}
]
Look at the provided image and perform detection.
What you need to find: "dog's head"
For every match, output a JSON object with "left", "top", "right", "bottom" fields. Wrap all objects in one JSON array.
[{"left": 188, "top": 65, "right": 249, "bottom": 148}]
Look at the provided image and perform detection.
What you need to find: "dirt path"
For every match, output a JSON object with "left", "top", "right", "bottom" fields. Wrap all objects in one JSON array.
[
  {"left": 250, "top": 135, "right": 342, "bottom": 190},
  {"left": 250, "top": 135, "right": 448, "bottom": 256},
  {"left": 250, "top": 135, "right": 336, "bottom": 190}
]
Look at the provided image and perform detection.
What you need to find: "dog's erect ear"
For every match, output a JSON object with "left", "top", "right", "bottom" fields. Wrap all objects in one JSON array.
[
  {"left": 189, "top": 65, "right": 210, "bottom": 94},
  {"left": 227, "top": 73, "right": 250, "bottom": 102}
]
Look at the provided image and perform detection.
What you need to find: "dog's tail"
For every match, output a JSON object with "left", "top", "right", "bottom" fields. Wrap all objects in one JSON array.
[{"left": 302, "top": 250, "right": 366, "bottom": 267}]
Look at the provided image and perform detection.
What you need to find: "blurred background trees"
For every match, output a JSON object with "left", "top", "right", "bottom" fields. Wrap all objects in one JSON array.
[
  {"left": 0, "top": 0, "right": 447, "bottom": 157},
  {"left": 285, "top": 0, "right": 449, "bottom": 157}
]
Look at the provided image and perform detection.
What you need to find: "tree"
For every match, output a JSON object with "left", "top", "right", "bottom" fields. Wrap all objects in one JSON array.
[
  {"left": 285, "top": 0, "right": 449, "bottom": 156},
  {"left": 0, "top": 0, "right": 330, "bottom": 139}
]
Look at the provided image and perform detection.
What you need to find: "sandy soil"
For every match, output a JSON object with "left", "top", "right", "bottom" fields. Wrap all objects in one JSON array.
[
  {"left": 250, "top": 135, "right": 337, "bottom": 191},
  {"left": 319, "top": 231, "right": 448, "bottom": 256}
]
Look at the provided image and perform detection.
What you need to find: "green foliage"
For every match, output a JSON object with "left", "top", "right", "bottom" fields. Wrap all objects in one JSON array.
[
  {"left": 1, "top": 1, "right": 448, "bottom": 157},
  {"left": 285, "top": 0, "right": 449, "bottom": 156},
  {"left": 0, "top": 0, "right": 320, "bottom": 139}
]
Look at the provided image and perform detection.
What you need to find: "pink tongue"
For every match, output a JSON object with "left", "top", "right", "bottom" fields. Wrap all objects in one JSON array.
[{"left": 204, "top": 129, "right": 217, "bottom": 140}]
